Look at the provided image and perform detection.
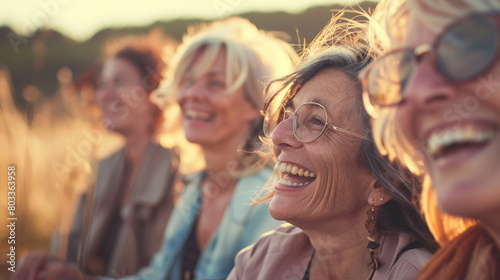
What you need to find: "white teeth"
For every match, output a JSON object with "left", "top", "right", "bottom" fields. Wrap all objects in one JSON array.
[
  {"left": 427, "top": 127, "right": 497, "bottom": 156},
  {"left": 185, "top": 109, "right": 212, "bottom": 121},
  {"left": 298, "top": 169, "right": 304, "bottom": 176},
  {"left": 280, "top": 163, "right": 287, "bottom": 173},
  {"left": 274, "top": 162, "right": 316, "bottom": 178},
  {"left": 278, "top": 178, "right": 311, "bottom": 186}
]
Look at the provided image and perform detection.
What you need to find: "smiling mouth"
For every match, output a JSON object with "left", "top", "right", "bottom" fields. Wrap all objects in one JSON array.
[
  {"left": 185, "top": 109, "right": 214, "bottom": 121},
  {"left": 103, "top": 101, "right": 126, "bottom": 113},
  {"left": 426, "top": 126, "right": 498, "bottom": 159},
  {"left": 274, "top": 161, "right": 316, "bottom": 187}
]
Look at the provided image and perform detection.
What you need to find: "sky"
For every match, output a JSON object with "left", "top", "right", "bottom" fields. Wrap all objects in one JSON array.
[{"left": 0, "top": 0, "right": 371, "bottom": 41}]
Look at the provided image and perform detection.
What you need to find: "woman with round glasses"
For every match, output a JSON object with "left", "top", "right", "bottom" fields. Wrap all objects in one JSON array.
[
  {"left": 228, "top": 18, "right": 438, "bottom": 280},
  {"left": 14, "top": 17, "right": 295, "bottom": 280},
  {"left": 362, "top": 0, "right": 500, "bottom": 279}
]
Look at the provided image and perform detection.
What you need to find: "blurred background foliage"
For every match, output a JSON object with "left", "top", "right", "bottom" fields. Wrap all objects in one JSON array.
[{"left": 0, "top": 2, "right": 375, "bottom": 113}]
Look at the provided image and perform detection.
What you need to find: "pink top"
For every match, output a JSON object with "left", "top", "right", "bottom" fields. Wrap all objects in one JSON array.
[{"left": 228, "top": 224, "right": 433, "bottom": 280}]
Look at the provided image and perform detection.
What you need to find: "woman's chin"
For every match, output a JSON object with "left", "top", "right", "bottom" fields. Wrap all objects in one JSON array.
[
  {"left": 184, "top": 134, "right": 208, "bottom": 145},
  {"left": 437, "top": 182, "right": 498, "bottom": 219},
  {"left": 268, "top": 196, "right": 299, "bottom": 223}
]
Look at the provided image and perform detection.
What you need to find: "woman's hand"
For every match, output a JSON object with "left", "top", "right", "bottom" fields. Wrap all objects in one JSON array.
[
  {"left": 14, "top": 251, "right": 95, "bottom": 280},
  {"left": 14, "top": 251, "right": 48, "bottom": 280}
]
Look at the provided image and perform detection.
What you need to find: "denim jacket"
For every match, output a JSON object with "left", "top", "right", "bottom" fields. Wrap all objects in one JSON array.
[{"left": 100, "top": 167, "right": 282, "bottom": 280}]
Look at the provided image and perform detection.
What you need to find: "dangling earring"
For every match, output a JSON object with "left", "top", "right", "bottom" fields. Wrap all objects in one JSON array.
[{"left": 365, "top": 203, "right": 380, "bottom": 271}]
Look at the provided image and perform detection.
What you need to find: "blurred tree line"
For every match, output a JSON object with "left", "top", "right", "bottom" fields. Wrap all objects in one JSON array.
[{"left": 0, "top": 2, "right": 376, "bottom": 114}]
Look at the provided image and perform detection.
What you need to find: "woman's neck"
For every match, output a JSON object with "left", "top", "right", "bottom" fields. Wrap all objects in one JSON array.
[
  {"left": 200, "top": 128, "right": 250, "bottom": 191},
  {"left": 481, "top": 215, "right": 500, "bottom": 251},
  {"left": 303, "top": 216, "right": 373, "bottom": 280},
  {"left": 119, "top": 131, "right": 152, "bottom": 205},
  {"left": 124, "top": 132, "right": 152, "bottom": 168},
  {"left": 201, "top": 147, "right": 240, "bottom": 195}
]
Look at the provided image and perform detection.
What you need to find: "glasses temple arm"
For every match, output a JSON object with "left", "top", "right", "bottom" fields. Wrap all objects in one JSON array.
[{"left": 330, "top": 125, "right": 371, "bottom": 141}]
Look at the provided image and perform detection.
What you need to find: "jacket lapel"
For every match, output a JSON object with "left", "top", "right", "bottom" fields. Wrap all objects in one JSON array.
[{"left": 83, "top": 147, "right": 126, "bottom": 271}]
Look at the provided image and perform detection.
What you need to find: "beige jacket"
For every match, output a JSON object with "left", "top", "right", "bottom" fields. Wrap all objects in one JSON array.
[
  {"left": 67, "top": 142, "right": 180, "bottom": 277},
  {"left": 229, "top": 224, "right": 433, "bottom": 280}
]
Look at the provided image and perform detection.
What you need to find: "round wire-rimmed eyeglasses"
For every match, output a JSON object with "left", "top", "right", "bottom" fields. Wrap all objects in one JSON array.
[{"left": 263, "top": 101, "right": 370, "bottom": 143}]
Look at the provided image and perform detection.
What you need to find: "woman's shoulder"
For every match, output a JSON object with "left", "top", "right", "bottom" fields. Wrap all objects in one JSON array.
[
  {"left": 237, "top": 224, "right": 310, "bottom": 261},
  {"left": 240, "top": 224, "right": 312, "bottom": 259},
  {"left": 229, "top": 224, "right": 313, "bottom": 280},
  {"left": 393, "top": 246, "right": 433, "bottom": 271},
  {"left": 231, "top": 167, "right": 274, "bottom": 205},
  {"left": 99, "top": 141, "right": 173, "bottom": 166},
  {"left": 384, "top": 247, "right": 432, "bottom": 280},
  {"left": 381, "top": 234, "right": 434, "bottom": 280},
  {"left": 250, "top": 224, "right": 307, "bottom": 249}
]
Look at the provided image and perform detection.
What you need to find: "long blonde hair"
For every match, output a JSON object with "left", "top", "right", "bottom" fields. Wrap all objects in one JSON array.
[{"left": 154, "top": 17, "right": 297, "bottom": 173}]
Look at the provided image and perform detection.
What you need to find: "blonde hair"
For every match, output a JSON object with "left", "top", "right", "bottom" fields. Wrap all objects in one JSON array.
[
  {"left": 154, "top": 17, "right": 296, "bottom": 108},
  {"left": 154, "top": 17, "right": 297, "bottom": 172},
  {"left": 367, "top": 0, "right": 500, "bottom": 245}
]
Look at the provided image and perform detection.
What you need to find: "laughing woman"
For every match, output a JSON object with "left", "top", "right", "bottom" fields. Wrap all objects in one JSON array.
[
  {"left": 362, "top": 0, "right": 500, "bottom": 279},
  {"left": 14, "top": 17, "right": 296, "bottom": 280},
  {"left": 228, "top": 19, "right": 438, "bottom": 280}
]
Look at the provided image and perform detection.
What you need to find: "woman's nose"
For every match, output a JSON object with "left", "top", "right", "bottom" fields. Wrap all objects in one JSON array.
[
  {"left": 403, "top": 58, "right": 458, "bottom": 111},
  {"left": 177, "top": 80, "right": 207, "bottom": 103},
  {"left": 271, "top": 114, "right": 303, "bottom": 151},
  {"left": 95, "top": 84, "right": 116, "bottom": 104}
]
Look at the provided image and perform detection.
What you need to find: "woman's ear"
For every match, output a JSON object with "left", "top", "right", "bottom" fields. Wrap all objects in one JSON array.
[{"left": 367, "top": 179, "right": 392, "bottom": 206}]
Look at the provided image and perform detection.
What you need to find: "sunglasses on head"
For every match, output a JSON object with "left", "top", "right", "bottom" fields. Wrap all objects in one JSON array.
[{"left": 361, "top": 12, "right": 500, "bottom": 107}]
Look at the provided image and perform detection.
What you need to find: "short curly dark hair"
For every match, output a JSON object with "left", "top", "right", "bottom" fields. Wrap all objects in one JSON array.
[{"left": 114, "top": 46, "right": 166, "bottom": 93}]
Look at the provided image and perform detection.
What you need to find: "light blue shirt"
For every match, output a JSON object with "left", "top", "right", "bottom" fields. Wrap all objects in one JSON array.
[{"left": 100, "top": 167, "right": 282, "bottom": 280}]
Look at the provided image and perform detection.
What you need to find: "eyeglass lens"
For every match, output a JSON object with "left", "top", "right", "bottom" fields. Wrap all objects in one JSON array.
[
  {"left": 437, "top": 15, "right": 498, "bottom": 81},
  {"left": 368, "top": 14, "right": 499, "bottom": 106},
  {"left": 264, "top": 103, "right": 328, "bottom": 142},
  {"left": 293, "top": 103, "right": 327, "bottom": 142}
]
